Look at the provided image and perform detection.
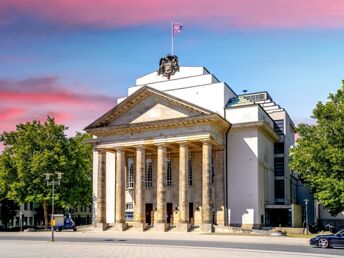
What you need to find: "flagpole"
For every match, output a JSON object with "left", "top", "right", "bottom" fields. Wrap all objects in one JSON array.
[{"left": 171, "top": 20, "right": 174, "bottom": 55}]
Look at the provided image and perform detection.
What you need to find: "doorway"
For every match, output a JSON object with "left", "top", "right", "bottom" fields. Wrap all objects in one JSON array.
[
  {"left": 145, "top": 203, "right": 153, "bottom": 225},
  {"left": 189, "top": 202, "right": 194, "bottom": 224},
  {"left": 167, "top": 203, "right": 173, "bottom": 225}
]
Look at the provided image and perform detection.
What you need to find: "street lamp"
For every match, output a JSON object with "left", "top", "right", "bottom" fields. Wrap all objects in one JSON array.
[
  {"left": 45, "top": 172, "right": 63, "bottom": 242},
  {"left": 304, "top": 199, "right": 309, "bottom": 235}
]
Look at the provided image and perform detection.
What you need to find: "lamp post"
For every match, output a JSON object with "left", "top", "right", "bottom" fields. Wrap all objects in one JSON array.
[
  {"left": 304, "top": 199, "right": 309, "bottom": 235},
  {"left": 45, "top": 172, "right": 63, "bottom": 242}
]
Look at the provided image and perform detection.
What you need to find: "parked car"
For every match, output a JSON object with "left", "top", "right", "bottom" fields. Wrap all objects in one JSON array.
[
  {"left": 55, "top": 216, "right": 77, "bottom": 232},
  {"left": 310, "top": 229, "right": 344, "bottom": 248}
]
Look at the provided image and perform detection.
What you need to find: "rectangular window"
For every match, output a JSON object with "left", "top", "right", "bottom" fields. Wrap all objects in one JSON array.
[
  {"left": 274, "top": 142, "right": 284, "bottom": 154},
  {"left": 167, "top": 153, "right": 172, "bottom": 187},
  {"left": 145, "top": 154, "right": 153, "bottom": 188},
  {"left": 127, "top": 156, "right": 134, "bottom": 189},
  {"left": 125, "top": 211, "right": 134, "bottom": 220},
  {"left": 24, "top": 203, "right": 28, "bottom": 210},
  {"left": 126, "top": 203, "right": 134, "bottom": 210},
  {"left": 274, "top": 157, "right": 284, "bottom": 176},
  {"left": 274, "top": 120, "right": 284, "bottom": 136},
  {"left": 29, "top": 217, "right": 33, "bottom": 226},
  {"left": 188, "top": 151, "right": 192, "bottom": 186},
  {"left": 275, "top": 180, "right": 285, "bottom": 199}
]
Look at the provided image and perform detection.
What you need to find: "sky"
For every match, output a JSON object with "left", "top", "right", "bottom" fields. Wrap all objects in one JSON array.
[{"left": 1, "top": 0, "right": 344, "bottom": 137}]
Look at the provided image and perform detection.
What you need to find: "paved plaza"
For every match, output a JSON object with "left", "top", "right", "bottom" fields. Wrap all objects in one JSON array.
[{"left": 0, "top": 231, "right": 342, "bottom": 258}]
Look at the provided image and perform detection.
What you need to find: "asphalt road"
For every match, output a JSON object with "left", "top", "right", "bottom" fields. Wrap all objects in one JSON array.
[{"left": 0, "top": 234, "right": 342, "bottom": 256}]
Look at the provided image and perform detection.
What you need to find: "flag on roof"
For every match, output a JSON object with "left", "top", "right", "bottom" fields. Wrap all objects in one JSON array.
[{"left": 173, "top": 22, "right": 183, "bottom": 36}]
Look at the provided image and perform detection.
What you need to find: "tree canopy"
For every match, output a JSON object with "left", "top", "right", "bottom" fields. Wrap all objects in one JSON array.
[
  {"left": 0, "top": 117, "right": 92, "bottom": 225},
  {"left": 290, "top": 81, "right": 344, "bottom": 215}
]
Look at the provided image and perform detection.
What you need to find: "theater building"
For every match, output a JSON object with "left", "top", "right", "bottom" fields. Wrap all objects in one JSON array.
[{"left": 85, "top": 56, "right": 299, "bottom": 232}]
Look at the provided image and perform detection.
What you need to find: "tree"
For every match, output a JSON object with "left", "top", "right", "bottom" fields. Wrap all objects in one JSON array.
[
  {"left": 0, "top": 117, "right": 92, "bottom": 227},
  {"left": 290, "top": 81, "right": 344, "bottom": 215},
  {"left": 0, "top": 199, "right": 19, "bottom": 229}
]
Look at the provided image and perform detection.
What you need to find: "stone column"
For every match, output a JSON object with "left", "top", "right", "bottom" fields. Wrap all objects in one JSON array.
[
  {"left": 114, "top": 147, "right": 127, "bottom": 231},
  {"left": 177, "top": 142, "right": 190, "bottom": 232},
  {"left": 96, "top": 150, "right": 108, "bottom": 230},
  {"left": 155, "top": 143, "right": 168, "bottom": 231},
  {"left": 201, "top": 141, "right": 213, "bottom": 232},
  {"left": 133, "top": 145, "right": 146, "bottom": 231}
]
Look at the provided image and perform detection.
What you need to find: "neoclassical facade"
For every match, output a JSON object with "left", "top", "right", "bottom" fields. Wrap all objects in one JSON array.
[{"left": 85, "top": 64, "right": 298, "bottom": 232}]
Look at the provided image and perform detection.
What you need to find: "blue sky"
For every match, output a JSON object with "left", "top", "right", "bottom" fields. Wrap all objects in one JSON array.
[{"left": 1, "top": 1, "right": 344, "bottom": 134}]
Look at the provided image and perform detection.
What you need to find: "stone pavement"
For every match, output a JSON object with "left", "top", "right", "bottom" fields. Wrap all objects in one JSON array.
[
  {"left": 0, "top": 240, "right": 340, "bottom": 258},
  {"left": 0, "top": 231, "right": 344, "bottom": 258}
]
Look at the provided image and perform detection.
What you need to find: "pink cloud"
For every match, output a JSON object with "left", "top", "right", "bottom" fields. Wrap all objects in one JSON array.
[
  {"left": 0, "top": 76, "right": 116, "bottom": 135},
  {"left": 1, "top": 0, "right": 344, "bottom": 29}
]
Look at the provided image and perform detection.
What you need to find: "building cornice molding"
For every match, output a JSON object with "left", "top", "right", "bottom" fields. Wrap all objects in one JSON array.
[
  {"left": 85, "top": 113, "right": 230, "bottom": 137},
  {"left": 230, "top": 121, "right": 279, "bottom": 142}
]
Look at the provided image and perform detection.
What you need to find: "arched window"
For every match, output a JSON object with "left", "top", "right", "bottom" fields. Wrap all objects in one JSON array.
[
  {"left": 188, "top": 151, "right": 192, "bottom": 186},
  {"left": 145, "top": 154, "right": 153, "bottom": 188},
  {"left": 128, "top": 156, "right": 134, "bottom": 189},
  {"left": 167, "top": 153, "right": 172, "bottom": 187}
]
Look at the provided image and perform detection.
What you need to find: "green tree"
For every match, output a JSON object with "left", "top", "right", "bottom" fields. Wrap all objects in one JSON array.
[
  {"left": 0, "top": 199, "right": 19, "bottom": 229},
  {"left": 290, "top": 81, "right": 344, "bottom": 215},
  {"left": 0, "top": 117, "right": 92, "bottom": 227}
]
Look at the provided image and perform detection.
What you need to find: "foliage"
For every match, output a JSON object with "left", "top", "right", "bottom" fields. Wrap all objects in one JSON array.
[
  {"left": 0, "top": 117, "right": 92, "bottom": 222},
  {"left": 0, "top": 199, "right": 19, "bottom": 229},
  {"left": 290, "top": 81, "right": 344, "bottom": 215}
]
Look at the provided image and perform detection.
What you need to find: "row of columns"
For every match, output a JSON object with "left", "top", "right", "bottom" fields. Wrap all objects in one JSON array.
[{"left": 96, "top": 141, "right": 213, "bottom": 232}]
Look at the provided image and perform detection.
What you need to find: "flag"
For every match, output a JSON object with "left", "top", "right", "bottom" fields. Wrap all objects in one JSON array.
[{"left": 173, "top": 22, "right": 183, "bottom": 36}]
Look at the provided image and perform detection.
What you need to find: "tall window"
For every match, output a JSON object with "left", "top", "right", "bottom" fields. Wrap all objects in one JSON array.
[
  {"left": 128, "top": 156, "right": 134, "bottom": 189},
  {"left": 145, "top": 154, "right": 153, "bottom": 188},
  {"left": 274, "top": 157, "right": 284, "bottom": 176},
  {"left": 188, "top": 151, "right": 192, "bottom": 186},
  {"left": 211, "top": 151, "right": 215, "bottom": 184},
  {"left": 167, "top": 153, "right": 172, "bottom": 187},
  {"left": 274, "top": 120, "right": 284, "bottom": 136},
  {"left": 275, "top": 179, "right": 285, "bottom": 200}
]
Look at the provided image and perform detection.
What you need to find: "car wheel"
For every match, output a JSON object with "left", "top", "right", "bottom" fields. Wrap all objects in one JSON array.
[
  {"left": 318, "top": 238, "right": 329, "bottom": 248},
  {"left": 73, "top": 227, "right": 77, "bottom": 232}
]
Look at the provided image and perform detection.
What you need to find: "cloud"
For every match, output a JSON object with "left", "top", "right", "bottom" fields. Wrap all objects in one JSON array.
[
  {"left": 0, "top": 76, "right": 116, "bottom": 135},
  {"left": 0, "top": 0, "right": 344, "bottom": 30}
]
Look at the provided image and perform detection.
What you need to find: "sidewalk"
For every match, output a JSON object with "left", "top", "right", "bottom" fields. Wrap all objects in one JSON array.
[{"left": 1, "top": 230, "right": 310, "bottom": 246}]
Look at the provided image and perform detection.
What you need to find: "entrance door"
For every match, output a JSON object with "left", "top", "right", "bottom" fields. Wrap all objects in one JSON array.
[
  {"left": 189, "top": 202, "right": 194, "bottom": 224},
  {"left": 145, "top": 203, "right": 153, "bottom": 225},
  {"left": 167, "top": 203, "right": 173, "bottom": 224}
]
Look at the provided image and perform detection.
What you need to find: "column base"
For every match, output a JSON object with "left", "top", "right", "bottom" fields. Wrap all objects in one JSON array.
[
  {"left": 94, "top": 222, "right": 108, "bottom": 231},
  {"left": 132, "top": 222, "right": 147, "bottom": 231},
  {"left": 200, "top": 223, "right": 214, "bottom": 233},
  {"left": 176, "top": 223, "right": 191, "bottom": 232},
  {"left": 154, "top": 222, "right": 168, "bottom": 232},
  {"left": 112, "top": 222, "right": 128, "bottom": 231}
]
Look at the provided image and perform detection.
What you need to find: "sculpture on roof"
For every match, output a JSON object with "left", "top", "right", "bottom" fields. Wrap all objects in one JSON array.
[{"left": 157, "top": 54, "right": 179, "bottom": 79}]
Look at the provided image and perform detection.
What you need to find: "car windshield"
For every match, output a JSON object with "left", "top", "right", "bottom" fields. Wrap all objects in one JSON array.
[{"left": 335, "top": 229, "right": 344, "bottom": 236}]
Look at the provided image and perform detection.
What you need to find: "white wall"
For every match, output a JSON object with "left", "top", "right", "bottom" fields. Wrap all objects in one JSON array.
[
  {"left": 226, "top": 106, "right": 259, "bottom": 124},
  {"left": 227, "top": 129, "right": 259, "bottom": 226},
  {"left": 258, "top": 130, "right": 275, "bottom": 221}
]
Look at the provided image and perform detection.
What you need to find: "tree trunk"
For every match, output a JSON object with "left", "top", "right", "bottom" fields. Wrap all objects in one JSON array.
[{"left": 42, "top": 200, "right": 49, "bottom": 229}]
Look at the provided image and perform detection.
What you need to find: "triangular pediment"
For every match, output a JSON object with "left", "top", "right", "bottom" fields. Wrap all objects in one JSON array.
[{"left": 85, "top": 86, "right": 213, "bottom": 130}]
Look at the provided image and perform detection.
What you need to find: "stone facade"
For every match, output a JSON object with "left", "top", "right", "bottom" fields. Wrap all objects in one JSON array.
[{"left": 85, "top": 65, "right": 298, "bottom": 231}]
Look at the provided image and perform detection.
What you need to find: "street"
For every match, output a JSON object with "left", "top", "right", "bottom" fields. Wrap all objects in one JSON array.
[{"left": 0, "top": 232, "right": 342, "bottom": 258}]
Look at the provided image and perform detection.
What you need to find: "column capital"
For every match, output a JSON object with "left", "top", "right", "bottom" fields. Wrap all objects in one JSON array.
[
  {"left": 201, "top": 139, "right": 212, "bottom": 146},
  {"left": 134, "top": 144, "right": 145, "bottom": 150},
  {"left": 177, "top": 141, "right": 189, "bottom": 147},
  {"left": 155, "top": 142, "right": 167, "bottom": 149},
  {"left": 114, "top": 146, "right": 124, "bottom": 152}
]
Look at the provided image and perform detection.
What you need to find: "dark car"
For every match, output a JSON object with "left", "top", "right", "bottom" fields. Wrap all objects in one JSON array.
[{"left": 310, "top": 229, "right": 344, "bottom": 248}]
